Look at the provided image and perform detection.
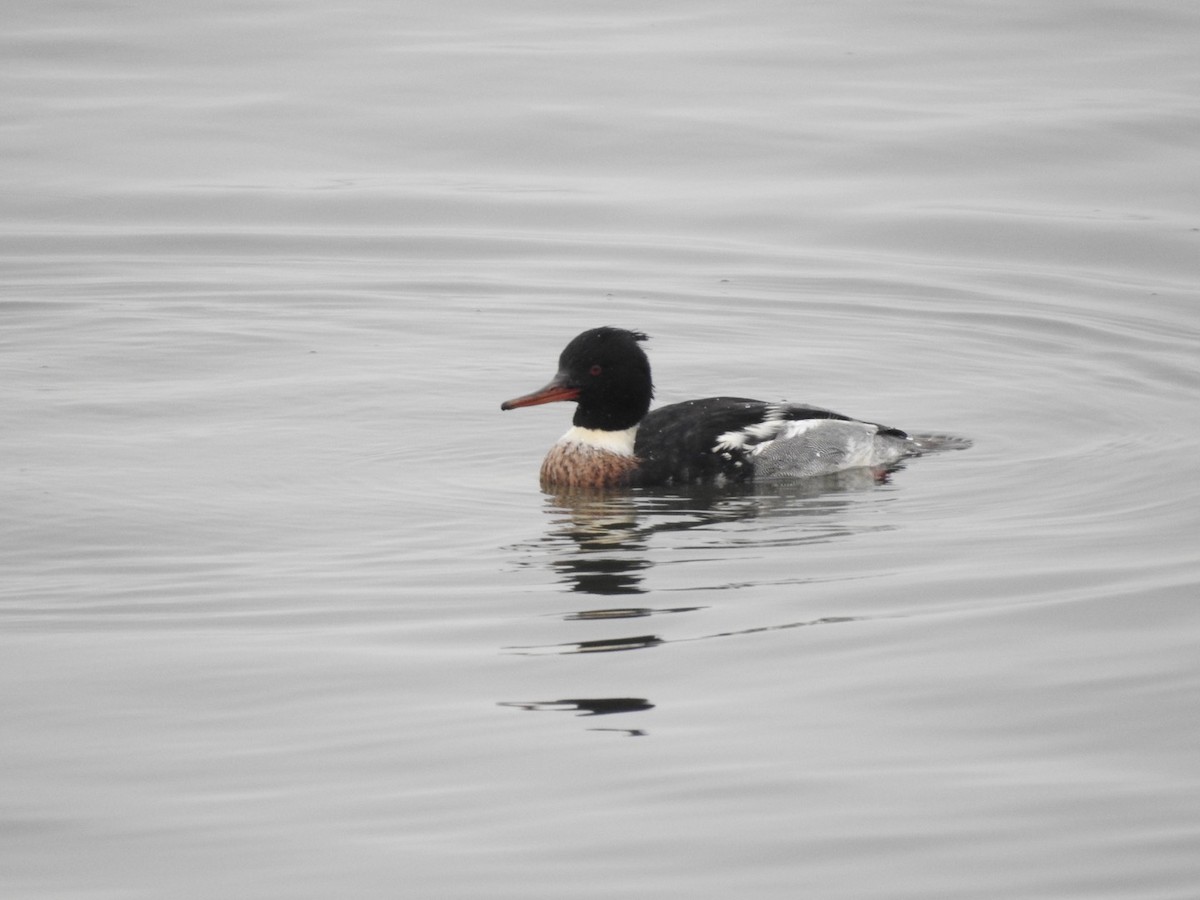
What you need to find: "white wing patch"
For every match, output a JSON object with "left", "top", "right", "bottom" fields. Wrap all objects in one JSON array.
[
  {"left": 715, "top": 406, "right": 854, "bottom": 454},
  {"left": 746, "top": 418, "right": 858, "bottom": 458},
  {"left": 714, "top": 404, "right": 789, "bottom": 452},
  {"left": 767, "top": 418, "right": 831, "bottom": 442},
  {"left": 714, "top": 409, "right": 909, "bottom": 477}
]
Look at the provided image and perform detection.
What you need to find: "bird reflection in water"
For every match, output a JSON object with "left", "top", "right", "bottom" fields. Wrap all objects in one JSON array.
[
  {"left": 500, "top": 474, "right": 892, "bottom": 732},
  {"left": 497, "top": 697, "right": 654, "bottom": 737}
]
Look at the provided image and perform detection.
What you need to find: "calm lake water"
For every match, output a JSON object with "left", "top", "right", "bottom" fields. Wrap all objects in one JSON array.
[{"left": 4, "top": 1, "right": 1199, "bottom": 897}]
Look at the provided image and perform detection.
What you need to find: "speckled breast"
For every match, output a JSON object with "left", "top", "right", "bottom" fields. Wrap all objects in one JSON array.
[{"left": 538, "top": 442, "right": 642, "bottom": 491}]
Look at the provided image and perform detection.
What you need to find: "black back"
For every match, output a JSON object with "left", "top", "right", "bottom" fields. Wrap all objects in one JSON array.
[{"left": 633, "top": 397, "right": 905, "bottom": 486}]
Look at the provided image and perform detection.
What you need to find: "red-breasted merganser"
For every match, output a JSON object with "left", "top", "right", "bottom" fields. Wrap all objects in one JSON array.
[{"left": 501, "top": 327, "right": 968, "bottom": 490}]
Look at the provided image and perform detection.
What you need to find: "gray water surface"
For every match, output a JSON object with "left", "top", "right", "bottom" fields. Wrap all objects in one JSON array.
[{"left": 4, "top": 2, "right": 1200, "bottom": 898}]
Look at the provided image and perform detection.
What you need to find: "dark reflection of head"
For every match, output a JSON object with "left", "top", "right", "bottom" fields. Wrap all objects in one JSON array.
[{"left": 498, "top": 697, "right": 654, "bottom": 716}]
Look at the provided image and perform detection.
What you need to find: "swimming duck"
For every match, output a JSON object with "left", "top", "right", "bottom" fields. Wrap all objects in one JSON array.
[{"left": 501, "top": 326, "right": 965, "bottom": 490}]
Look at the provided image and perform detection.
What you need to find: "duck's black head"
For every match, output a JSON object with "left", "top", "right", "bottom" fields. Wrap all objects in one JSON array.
[{"left": 500, "top": 327, "right": 654, "bottom": 431}]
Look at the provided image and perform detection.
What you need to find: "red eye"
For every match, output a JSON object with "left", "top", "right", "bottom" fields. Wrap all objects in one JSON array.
[{"left": 589, "top": 364, "right": 602, "bottom": 376}]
